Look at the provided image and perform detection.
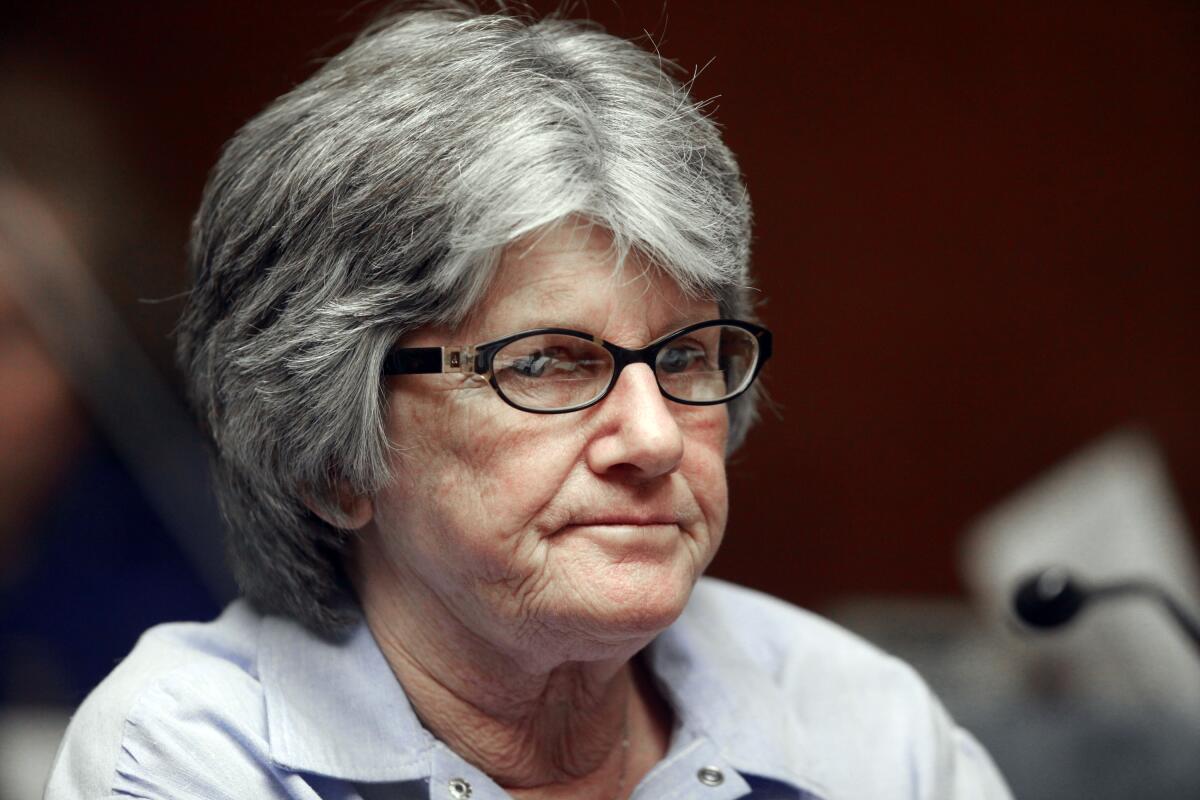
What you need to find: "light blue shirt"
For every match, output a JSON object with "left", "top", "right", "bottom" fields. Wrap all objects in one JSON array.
[{"left": 45, "top": 578, "right": 1011, "bottom": 799}]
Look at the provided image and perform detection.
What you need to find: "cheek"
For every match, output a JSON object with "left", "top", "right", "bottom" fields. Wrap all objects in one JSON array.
[
  {"left": 460, "top": 412, "right": 582, "bottom": 527},
  {"left": 694, "top": 452, "right": 729, "bottom": 537},
  {"left": 681, "top": 409, "right": 730, "bottom": 527},
  {"left": 376, "top": 388, "right": 581, "bottom": 577}
]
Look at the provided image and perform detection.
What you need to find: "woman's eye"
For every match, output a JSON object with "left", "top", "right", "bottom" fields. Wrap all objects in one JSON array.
[
  {"left": 659, "top": 343, "right": 706, "bottom": 373},
  {"left": 512, "top": 352, "right": 554, "bottom": 377},
  {"left": 498, "top": 340, "right": 608, "bottom": 382},
  {"left": 509, "top": 346, "right": 577, "bottom": 378}
]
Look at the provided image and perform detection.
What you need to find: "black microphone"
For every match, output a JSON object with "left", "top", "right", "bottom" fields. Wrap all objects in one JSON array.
[{"left": 1013, "top": 566, "right": 1200, "bottom": 656}]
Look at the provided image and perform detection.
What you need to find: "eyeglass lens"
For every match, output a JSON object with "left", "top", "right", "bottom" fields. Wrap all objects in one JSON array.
[{"left": 491, "top": 324, "right": 760, "bottom": 411}]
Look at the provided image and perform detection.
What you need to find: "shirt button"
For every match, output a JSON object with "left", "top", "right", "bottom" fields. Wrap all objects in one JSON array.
[
  {"left": 697, "top": 766, "right": 725, "bottom": 787},
  {"left": 447, "top": 777, "right": 472, "bottom": 799}
]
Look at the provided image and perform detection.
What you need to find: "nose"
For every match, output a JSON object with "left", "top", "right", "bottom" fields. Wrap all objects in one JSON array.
[{"left": 585, "top": 363, "right": 685, "bottom": 480}]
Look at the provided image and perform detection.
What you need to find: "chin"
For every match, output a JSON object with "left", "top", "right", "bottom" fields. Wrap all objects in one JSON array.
[
  {"left": 529, "top": 529, "right": 710, "bottom": 657},
  {"left": 576, "top": 558, "right": 700, "bottom": 643}
]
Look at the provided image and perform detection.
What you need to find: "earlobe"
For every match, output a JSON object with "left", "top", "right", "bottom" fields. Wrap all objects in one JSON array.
[
  {"left": 304, "top": 485, "right": 374, "bottom": 531},
  {"left": 337, "top": 492, "right": 375, "bottom": 530}
]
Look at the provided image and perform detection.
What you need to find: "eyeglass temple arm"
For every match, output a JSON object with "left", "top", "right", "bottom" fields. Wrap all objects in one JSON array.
[
  {"left": 757, "top": 329, "right": 773, "bottom": 362},
  {"left": 383, "top": 346, "right": 479, "bottom": 375}
]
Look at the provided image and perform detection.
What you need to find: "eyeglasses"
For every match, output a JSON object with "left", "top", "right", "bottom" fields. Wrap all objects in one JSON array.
[{"left": 382, "top": 319, "right": 772, "bottom": 414}]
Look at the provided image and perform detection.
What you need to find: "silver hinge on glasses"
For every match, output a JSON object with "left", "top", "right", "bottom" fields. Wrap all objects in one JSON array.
[{"left": 442, "top": 346, "right": 476, "bottom": 374}]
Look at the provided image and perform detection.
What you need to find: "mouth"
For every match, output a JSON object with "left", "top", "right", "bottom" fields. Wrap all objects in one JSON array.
[
  {"left": 557, "top": 519, "right": 682, "bottom": 557},
  {"left": 565, "top": 514, "right": 678, "bottom": 528},
  {"left": 557, "top": 514, "right": 683, "bottom": 550}
]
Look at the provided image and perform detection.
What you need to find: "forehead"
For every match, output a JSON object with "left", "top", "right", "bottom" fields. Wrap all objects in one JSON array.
[{"left": 466, "top": 221, "right": 716, "bottom": 340}]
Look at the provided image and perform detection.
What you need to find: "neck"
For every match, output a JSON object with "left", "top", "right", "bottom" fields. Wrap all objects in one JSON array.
[{"left": 351, "top": 545, "right": 672, "bottom": 798}]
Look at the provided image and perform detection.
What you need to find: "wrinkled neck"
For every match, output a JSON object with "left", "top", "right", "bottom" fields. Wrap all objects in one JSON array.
[{"left": 348, "top": 537, "right": 670, "bottom": 797}]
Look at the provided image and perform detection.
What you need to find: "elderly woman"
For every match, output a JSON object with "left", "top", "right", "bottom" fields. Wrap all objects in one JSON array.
[{"left": 47, "top": 4, "right": 1010, "bottom": 799}]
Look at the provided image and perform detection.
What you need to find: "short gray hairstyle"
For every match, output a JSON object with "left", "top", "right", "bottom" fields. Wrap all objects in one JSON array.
[{"left": 178, "top": 1, "right": 758, "bottom": 634}]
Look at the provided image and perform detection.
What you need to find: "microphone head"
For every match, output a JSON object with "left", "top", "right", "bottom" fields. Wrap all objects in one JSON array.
[{"left": 1014, "top": 567, "right": 1088, "bottom": 629}]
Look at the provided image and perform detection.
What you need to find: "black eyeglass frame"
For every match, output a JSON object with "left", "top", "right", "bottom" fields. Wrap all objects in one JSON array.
[{"left": 381, "top": 318, "right": 773, "bottom": 415}]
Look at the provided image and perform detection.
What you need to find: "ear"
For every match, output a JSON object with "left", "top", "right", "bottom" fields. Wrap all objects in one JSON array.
[{"left": 304, "top": 483, "right": 374, "bottom": 531}]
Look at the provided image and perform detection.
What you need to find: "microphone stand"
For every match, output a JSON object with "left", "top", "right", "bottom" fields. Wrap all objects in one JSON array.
[{"left": 1013, "top": 567, "right": 1200, "bottom": 657}]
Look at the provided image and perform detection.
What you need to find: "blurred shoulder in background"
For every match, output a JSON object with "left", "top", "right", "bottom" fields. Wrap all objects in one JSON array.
[{"left": 0, "top": 47, "right": 228, "bottom": 798}]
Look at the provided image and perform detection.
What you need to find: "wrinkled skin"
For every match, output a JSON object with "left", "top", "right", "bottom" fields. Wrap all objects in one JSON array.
[{"left": 345, "top": 221, "right": 729, "bottom": 797}]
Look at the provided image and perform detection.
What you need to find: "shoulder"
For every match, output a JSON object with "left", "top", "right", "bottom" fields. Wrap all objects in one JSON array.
[
  {"left": 679, "top": 576, "right": 907, "bottom": 679},
  {"left": 663, "top": 578, "right": 1012, "bottom": 799},
  {"left": 676, "top": 577, "right": 934, "bottom": 727},
  {"left": 44, "top": 601, "right": 273, "bottom": 800}
]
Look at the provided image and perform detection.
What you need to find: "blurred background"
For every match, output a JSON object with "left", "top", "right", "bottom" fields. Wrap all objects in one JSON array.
[{"left": 1, "top": 1, "right": 1197, "bottom": 798}]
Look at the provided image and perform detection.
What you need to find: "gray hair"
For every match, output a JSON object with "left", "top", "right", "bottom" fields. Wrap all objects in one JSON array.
[{"left": 178, "top": 1, "right": 758, "bottom": 634}]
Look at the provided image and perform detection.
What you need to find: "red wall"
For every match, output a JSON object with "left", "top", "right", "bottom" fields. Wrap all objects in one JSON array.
[{"left": 6, "top": 1, "right": 1197, "bottom": 608}]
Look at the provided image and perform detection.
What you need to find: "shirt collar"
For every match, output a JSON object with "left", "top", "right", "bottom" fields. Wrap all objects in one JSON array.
[
  {"left": 259, "top": 588, "right": 839, "bottom": 795},
  {"left": 260, "top": 612, "right": 437, "bottom": 782},
  {"left": 646, "top": 602, "right": 838, "bottom": 799}
]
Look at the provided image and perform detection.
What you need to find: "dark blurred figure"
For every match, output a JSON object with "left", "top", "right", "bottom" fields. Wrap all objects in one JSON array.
[{"left": 0, "top": 50, "right": 226, "bottom": 719}]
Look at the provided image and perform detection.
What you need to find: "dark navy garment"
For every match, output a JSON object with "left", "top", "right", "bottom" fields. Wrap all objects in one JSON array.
[{"left": 0, "top": 436, "right": 219, "bottom": 705}]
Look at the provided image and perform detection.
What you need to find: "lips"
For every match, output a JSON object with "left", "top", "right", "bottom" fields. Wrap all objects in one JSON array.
[{"left": 566, "top": 514, "right": 677, "bottom": 527}]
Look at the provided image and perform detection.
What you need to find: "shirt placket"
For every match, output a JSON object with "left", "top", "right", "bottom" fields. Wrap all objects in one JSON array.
[
  {"left": 427, "top": 743, "right": 513, "bottom": 800},
  {"left": 630, "top": 735, "right": 753, "bottom": 800}
]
